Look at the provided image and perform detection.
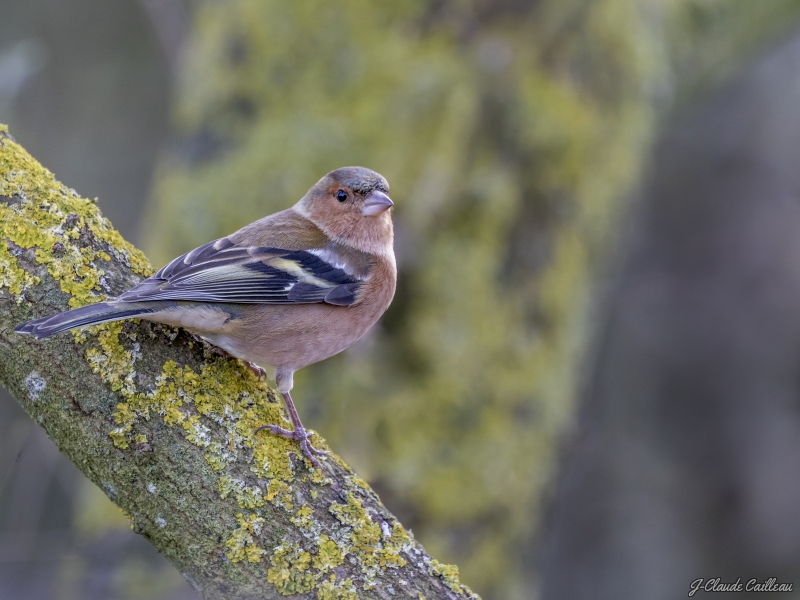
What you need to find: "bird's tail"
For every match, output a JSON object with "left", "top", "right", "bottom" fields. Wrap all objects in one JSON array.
[{"left": 14, "top": 302, "right": 154, "bottom": 339}]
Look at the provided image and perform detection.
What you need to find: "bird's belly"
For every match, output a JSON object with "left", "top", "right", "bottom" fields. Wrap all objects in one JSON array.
[
  {"left": 143, "top": 305, "right": 231, "bottom": 332},
  {"left": 141, "top": 298, "right": 389, "bottom": 375},
  {"left": 233, "top": 303, "right": 383, "bottom": 371}
]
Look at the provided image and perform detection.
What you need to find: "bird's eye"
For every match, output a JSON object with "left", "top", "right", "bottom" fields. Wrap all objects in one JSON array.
[{"left": 336, "top": 190, "right": 348, "bottom": 203}]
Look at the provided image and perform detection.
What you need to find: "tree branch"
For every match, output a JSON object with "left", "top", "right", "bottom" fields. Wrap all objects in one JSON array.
[{"left": 0, "top": 125, "right": 477, "bottom": 600}]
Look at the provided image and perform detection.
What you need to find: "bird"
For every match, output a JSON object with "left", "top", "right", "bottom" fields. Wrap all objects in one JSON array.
[{"left": 14, "top": 166, "right": 396, "bottom": 467}]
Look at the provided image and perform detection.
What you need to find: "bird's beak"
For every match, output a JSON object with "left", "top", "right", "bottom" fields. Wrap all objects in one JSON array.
[{"left": 362, "top": 190, "right": 393, "bottom": 216}]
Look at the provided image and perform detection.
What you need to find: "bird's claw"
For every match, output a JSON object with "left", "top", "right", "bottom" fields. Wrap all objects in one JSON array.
[
  {"left": 244, "top": 361, "right": 267, "bottom": 379},
  {"left": 256, "top": 424, "right": 328, "bottom": 467}
]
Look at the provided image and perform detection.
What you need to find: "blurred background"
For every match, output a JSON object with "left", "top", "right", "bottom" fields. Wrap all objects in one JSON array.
[{"left": 3, "top": 1, "right": 800, "bottom": 599}]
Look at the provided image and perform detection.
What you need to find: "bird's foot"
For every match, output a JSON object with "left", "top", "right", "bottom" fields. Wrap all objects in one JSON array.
[
  {"left": 244, "top": 361, "right": 266, "bottom": 379},
  {"left": 256, "top": 424, "right": 328, "bottom": 468}
]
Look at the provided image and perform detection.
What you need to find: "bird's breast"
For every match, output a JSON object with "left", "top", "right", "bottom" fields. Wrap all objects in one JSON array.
[{"left": 234, "top": 256, "right": 395, "bottom": 372}]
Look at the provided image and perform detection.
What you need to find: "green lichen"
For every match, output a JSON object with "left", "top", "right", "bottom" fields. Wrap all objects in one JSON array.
[
  {"left": 428, "top": 559, "right": 478, "bottom": 599},
  {"left": 225, "top": 512, "right": 266, "bottom": 563},
  {"left": 219, "top": 475, "right": 265, "bottom": 509},
  {"left": 261, "top": 489, "right": 415, "bottom": 594},
  {"left": 88, "top": 326, "right": 315, "bottom": 565},
  {"left": 316, "top": 575, "right": 357, "bottom": 600},
  {"left": 312, "top": 535, "right": 343, "bottom": 572},
  {"left": 267, "top": 542, "right": 315, "bottom": 595},
  {"left": 290, "top": 504, "right": 315, "bottom": 531},
  {"left": 0, "top": 128, "right": 150, "bottom": 312},
  {"left": 81, "top": 311, "right": 424, "bottom": 592},
  {"left": 82, "top": 322, "right": 139, "bottom": 394},
  {"left": 102, "top": 351, "right": 291, "bottom": 474},
  {"left": 0, "top": 239, "right": 39, "bottom": 299},
  {"left": 329, "top": 492, "right": 408, "bottom": 573},
  {"left": 428, "top": 559, "right": 460, "bottom": 591},
  {"left": 265, "top": 478, "right": 294, "bottom": 509}
]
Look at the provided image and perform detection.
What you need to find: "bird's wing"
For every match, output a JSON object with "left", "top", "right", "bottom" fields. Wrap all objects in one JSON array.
[{"left": 116, "top": 238, "right": 364, "bottom": 306}]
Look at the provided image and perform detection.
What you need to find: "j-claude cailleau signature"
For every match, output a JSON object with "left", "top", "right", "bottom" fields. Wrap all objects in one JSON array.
[{"left": 689, "top": 577, "right": 793, "bottom": 596}]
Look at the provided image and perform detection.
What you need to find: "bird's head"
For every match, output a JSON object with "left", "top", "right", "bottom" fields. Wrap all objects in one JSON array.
[{"left": 296, "top": 167, "right": 394, "bottom": 255}]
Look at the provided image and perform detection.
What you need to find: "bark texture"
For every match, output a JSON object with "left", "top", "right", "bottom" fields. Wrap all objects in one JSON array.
[{"left": 0, "top": 126, "right": 478, "bottom": 600}]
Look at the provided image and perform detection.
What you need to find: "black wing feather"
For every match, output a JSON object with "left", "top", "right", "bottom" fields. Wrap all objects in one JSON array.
[{"left": 116, "top": 239, "right": 363, "bottom": 306}]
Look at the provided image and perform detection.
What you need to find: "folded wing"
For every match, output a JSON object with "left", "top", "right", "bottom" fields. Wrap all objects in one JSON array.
[{"left": 116, "top": 238, "right": 363, "bottom": 306}]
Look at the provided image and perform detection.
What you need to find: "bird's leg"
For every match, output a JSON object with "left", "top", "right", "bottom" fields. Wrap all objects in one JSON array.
[{"left": 256, "top": 391, "right": 328, "bottom": 468}]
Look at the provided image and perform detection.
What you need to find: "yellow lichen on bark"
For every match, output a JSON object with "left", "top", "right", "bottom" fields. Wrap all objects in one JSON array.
[{"left": 0, "top": 128, "right": 150, "bottom": 310}]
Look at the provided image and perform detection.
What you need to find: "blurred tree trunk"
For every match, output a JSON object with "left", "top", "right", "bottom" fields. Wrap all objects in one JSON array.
[
  {"left": 0, "top": 128, "right": 477, "bottom": 600},
  {"left": 540, "top": 28, "right": 800, "bottom": 600}
]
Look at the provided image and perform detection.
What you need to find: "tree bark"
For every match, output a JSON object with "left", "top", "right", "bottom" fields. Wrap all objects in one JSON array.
[{"left": 0, "top": 125, "right": 478, "bottom": 600}]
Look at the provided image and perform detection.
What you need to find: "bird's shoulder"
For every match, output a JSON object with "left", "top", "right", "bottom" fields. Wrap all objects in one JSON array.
[{"left": 229, "top": 208, "right": 329, "bottom": 251}]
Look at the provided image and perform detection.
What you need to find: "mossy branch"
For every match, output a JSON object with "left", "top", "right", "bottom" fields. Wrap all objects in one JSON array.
[{"left": 0, "top": 126, "right": 477, "bottom": 600}]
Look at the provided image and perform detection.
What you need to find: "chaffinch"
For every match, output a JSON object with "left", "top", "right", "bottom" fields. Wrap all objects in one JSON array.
[{"left": 15, "top": 166, "right": 397, "bottom": 466}]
